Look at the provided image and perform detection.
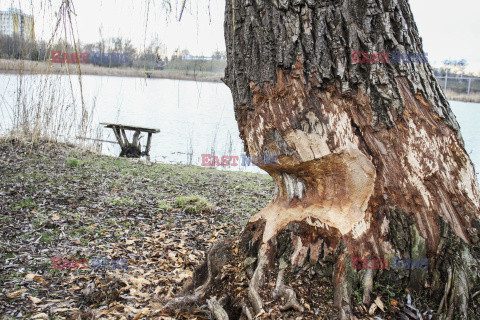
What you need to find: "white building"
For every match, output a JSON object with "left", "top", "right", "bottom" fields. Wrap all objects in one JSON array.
[{"left": 0, "top": 8, "right": 34, "bottom": 40}]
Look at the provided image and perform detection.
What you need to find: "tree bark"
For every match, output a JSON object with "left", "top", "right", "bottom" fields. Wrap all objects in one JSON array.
[{"left": 167, "top": 0, "right": 480, "bottom": 319}]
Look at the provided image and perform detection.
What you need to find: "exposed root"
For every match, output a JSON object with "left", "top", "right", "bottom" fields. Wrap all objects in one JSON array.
[
  {"left": 334, "top": 254, "right": 353, "bottom": 320},
  {"left": 272, "top": 258, "right": 304, "bottom": 312},
  {"left": 446, "top": 286, "right": 455, "bottom": 320},
  {"left": 248, "top": 244, "right": 268, "bottom": 315},
  {"left": 437, "top": 265, "right": 469, "bottom": 320},
  {"left": 437, "top": 266, "right": 453, "bottom": 314},
  {"left": 453, "top": 267, "right": 469, "bottom": 319},
  {"left": 472, "top": 290, "right": 480, "bottom": 299},
  {"left": 164, "top": 257, "right": 212, "bottom": 308},
  {"left": 362, "top": 268, "right": 374, "bottom": 306},
  {"left": 164, "top": 291, "right": 204, "bottom": 309},
  {"left": 207, "top": 296, "right": 229, "bottom": 320},
  {"left": 165, "top": 240, "right": 230, "bottom": 309},
  {"left": 240, "top": 302, "right": 253, "bottom": 320}
]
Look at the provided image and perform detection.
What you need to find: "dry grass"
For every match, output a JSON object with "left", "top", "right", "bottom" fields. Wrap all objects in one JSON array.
[
  {"left": 444, "top": 89, "right": 480, "bottom": 103},
  {"left": 0, "top": 58, "right": 223, "bottom": 82},
  {"left": 0, "top": 59, "right": 100, "bottom": 148}
]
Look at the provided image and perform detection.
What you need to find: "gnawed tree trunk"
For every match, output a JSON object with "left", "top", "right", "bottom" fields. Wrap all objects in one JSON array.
[{"left": 165, "top": 0, "right": 480, "bottom": 319}]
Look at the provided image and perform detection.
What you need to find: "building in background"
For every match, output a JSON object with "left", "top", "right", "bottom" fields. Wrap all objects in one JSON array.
[{"left": 0, "top": 8, "right": 34, "bottom": 40}]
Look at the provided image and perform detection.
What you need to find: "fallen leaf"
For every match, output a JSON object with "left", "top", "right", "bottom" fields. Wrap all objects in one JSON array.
[
  {"left": 29, "top": 296, "right": 42, "bottom": 304},
  {"left": 6, "top": 289, "right": 27, "bottom": 298},
  {"left": 127, "top": 276, "right": 151, "bottom": 290},
  {"left": 31, "top": 313, "right": 49, "bottom": 319},
  {"left": 175, "top": 270, "right": 193, "bottom": 283},
  {"left": 368, "top": 302, "right": 377, "bottom": 315}
]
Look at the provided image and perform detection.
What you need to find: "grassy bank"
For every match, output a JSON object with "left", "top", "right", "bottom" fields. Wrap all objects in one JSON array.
[
  {"left": 0, "top": 59, "right": 224, "bottom": 82},
  {"left": 0, "top": 139, "right": 281, "bottom": 319},
  {"left": 444, "top": 89, "right": 480, "bottom": 104}
]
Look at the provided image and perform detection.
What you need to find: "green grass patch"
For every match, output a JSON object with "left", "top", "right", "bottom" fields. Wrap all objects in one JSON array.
[
  {"left": 108, "top": 197, "right": 136, "bottom": 206},
  {"left": 174, "top": 195, "right": 214, "bottom": 215},
  {"left": 158, "top": 200, "right": 173, "bottom": 213},
  {"left": 66, "top": 158, "right": 80, "bottom": 167},
  {"left": 40, "top": 232, "right": 52, "bottom": 244},
  {"left": 11, "top": 197, "right": 36, "bottom": 210}
]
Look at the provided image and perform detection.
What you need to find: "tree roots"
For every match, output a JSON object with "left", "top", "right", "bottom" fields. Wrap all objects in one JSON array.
[
  {"left": 247, "top": 244, "right": 268, "bottom": 315},
  {"left": 207, "top": 296, "right": 229, "bottom": 320},
  {"left": 164, "top": 236, "right": 309, "bottom": 319},
  {"left": 164, "top": 239, "right": 230, "bottom": 309},
  {"left": 272, "top": 258, "right": 304, "bottom": 312},
  {"left": 163, "top": 218, "right": 480, "bottom": 319}
]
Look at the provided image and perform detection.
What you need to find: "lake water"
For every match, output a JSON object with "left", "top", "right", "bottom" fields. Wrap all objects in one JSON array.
[{"left": 1, "top": 74, "right": 479, "bottom": 175}]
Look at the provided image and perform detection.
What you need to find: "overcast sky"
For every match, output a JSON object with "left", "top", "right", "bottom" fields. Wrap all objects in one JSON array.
[{"left": 1, "top": 0, "right": 479, "bottom": 72}]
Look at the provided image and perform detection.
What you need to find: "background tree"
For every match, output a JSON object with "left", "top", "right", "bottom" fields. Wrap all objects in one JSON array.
[
  {"left": 443, "top": 59, "right": 468, "bottom": 75},
  {"left": 168, "top": 0, "right": 480, "bottom": 319}
]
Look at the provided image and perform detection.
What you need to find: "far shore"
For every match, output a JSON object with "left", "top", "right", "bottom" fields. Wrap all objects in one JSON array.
[
  {"left": 1, "top": 59, "right": 479, "bottom": 103},
  {"left": 0, "top": 58, "right": 224, "bottom": 83}
]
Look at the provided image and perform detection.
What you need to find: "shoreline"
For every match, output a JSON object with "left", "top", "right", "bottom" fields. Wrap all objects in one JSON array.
[
  {"left": 1, "top": 59, "right": 479, "bottom": 102},
  {"left": 0, "top": 58, "right": 224, "bottom": 83}
]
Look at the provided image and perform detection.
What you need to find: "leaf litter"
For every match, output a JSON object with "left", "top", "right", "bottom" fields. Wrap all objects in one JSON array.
[{"left": 0, "top": 139, "right": 273, "bottom": 319}]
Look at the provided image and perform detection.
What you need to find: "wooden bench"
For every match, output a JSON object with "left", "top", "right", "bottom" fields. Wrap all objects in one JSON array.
[{"left": 100, "top": 123, "right": 160, "bottom": 158}]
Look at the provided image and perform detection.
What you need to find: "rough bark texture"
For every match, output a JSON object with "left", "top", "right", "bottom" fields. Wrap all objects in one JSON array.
[{"left": 217, "top": 0, "right": 480, "bottom": 319}]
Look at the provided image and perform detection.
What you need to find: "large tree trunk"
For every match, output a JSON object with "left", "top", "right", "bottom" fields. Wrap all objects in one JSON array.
[{"left": 166, "top": 0, "right": 480, "bottom": 319}]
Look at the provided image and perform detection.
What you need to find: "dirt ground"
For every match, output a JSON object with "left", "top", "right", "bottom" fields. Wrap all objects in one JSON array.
[{"left": 0, "top": 139, "right": 274, "bottom": 319}]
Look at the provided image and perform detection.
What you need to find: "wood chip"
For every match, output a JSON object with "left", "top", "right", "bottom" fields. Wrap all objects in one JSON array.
[
  {"left": 374, "top": 296, "right": 385, "bottom": 312},
  {"left": 29, "top": 296, "right": 43, "bottom": 304},
  {"left": 368, "top": 302, "right": 378, "bottom": 315},
  {"left": 6, "top": 289, "right": 27, "bottom": 298}
]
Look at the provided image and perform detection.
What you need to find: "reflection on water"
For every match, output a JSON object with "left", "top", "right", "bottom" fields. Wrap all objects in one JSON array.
[{"left": 1, "top": 74, "right": 479, "bottom": 175}]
